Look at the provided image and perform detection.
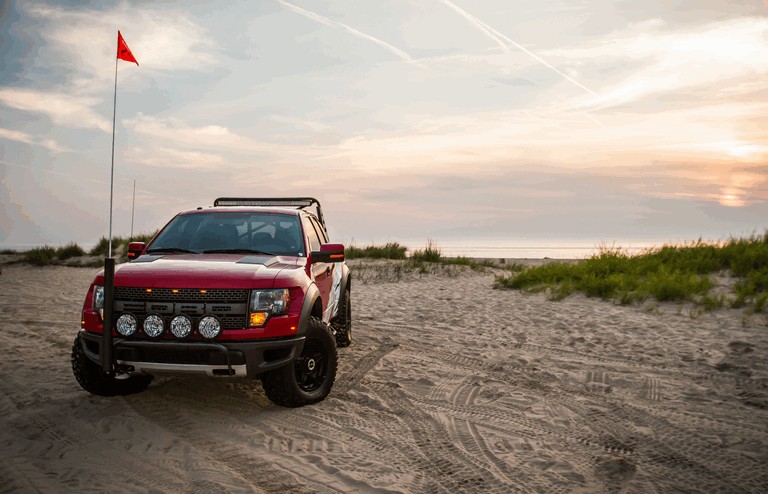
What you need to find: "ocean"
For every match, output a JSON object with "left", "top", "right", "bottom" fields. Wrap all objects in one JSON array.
[{"left": 352, "top": 237, "right": 677, "bottom": 260}]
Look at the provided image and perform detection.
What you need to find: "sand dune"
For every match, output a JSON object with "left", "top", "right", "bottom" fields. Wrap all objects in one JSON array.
[{"left": 1, "top": 261, "right": 766, "bottom": 493}]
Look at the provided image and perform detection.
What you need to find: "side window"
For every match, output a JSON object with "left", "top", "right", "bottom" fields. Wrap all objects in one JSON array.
[
  {"left": 310, "top": 217, "right": 329, "bottom": 244},
  {"left": 302, "top": 217, "right": 321, "bottom": 252}
]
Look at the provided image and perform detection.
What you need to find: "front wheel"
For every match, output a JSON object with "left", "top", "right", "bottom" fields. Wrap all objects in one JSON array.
[
  {"left": 262, "top": 317, "right": 337, "bottom": 407},
  {"left": 71, "top": 334, "right": 152, "bottom": 396}
]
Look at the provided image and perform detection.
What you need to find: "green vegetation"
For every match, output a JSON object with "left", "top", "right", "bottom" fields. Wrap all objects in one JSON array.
[
  {"left": 411, "top": 240, "right": 443, "bottom": 263},
  {"left": 8, "top": 232, "right": 159, "bottom": 267},
  {"left": 89, "top": 232, "right": 157, "bottom": 258},
  {"left": 346, "top": 242, "right": 407, "bottom": 260},
  {"left": 56, "top": 242, "right": 86, "bottom": 260},
  {"left": 22, "top": 243, "right": 86, "bottom": 266},
  {"left": 494, "top": 234, "right": 768, "bottom": 314},
  {"left": 24, "top": 246, "right": 59, "bottom": 266},
  {"left": 347, "top": 240, "right": 509, "bottom": 272},
  {"left": 440, "top": 256, "right": 499, "bottom": 271}
]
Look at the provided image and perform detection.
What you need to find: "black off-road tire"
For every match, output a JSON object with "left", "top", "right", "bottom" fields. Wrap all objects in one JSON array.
[
  {"left": 71, "top": 334, "right": 152, "bottom": 396},
  {"left": 262, "top": 317, "right": 337, "bottom": 407},
  {"left": 333, "top": 288, "right": 352, "bottom": 348}
]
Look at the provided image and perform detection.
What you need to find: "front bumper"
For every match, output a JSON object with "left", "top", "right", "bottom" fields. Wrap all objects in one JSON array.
[{"left": 78, "top": 330, "right": 305, "bottom": 378}]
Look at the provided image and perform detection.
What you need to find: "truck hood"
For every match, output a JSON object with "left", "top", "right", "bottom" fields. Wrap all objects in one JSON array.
[{"left": 100, "top": 254, "right": 305, "bottom": 289}]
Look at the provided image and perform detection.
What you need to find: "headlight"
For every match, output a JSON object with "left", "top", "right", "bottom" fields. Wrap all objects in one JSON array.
[
  {"left": 92, "top": 285, "right": 104, "bottom": 311},
  {"left": 249, "top": 289, "right": 290, "bottom": 327},
  {"left": 91, "top": 285, "right": 105, "bottom": 319}
]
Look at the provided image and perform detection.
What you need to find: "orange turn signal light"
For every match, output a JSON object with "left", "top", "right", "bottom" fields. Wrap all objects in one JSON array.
[{"left": 249, "top": 312, "right": 268, "bottom": 327}]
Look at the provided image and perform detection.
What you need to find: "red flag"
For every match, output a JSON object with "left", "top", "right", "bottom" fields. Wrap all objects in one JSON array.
[{"left": 117, "top": 31, "right": 139, "bottom": 66}]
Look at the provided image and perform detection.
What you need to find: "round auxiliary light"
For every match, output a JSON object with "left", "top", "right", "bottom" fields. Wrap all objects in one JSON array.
[
  {"left": 143, "top": 314, "right": 165, "bottom": 338},
  {"left": 116, "top": 313, "right": 138, "bottom": 337},
  {"left": 170, "top": 315, "right": 192, "bottom": 338},
  {"left": 198, "top": 315, "right": 222, "bottom": 339}
]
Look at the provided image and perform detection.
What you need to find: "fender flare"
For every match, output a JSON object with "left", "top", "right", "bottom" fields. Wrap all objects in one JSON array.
[
  {"left": 297, "top": 283, "right": 322, "bottom": 337},
  {"left": 332, "top": 264, "right": 351, "bottom": 323},
  {"left": 340, "top": 263, "right": 351, "bottom": 296}
]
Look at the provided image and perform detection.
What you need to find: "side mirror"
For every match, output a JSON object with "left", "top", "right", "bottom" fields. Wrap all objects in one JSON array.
[
  {"left": 311, "top": 243, "right": 345, "bottom": 263},
  {"left": 127, "top": 242, "right": 145, "bottom": 260}
]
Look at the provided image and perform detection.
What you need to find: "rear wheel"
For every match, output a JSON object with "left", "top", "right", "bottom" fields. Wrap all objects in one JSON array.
[
  {"left": 333, "top": 288, "right": 352, "bottom": 348},
  {"left": 71, "top": 334, "right": 152, "bottom": 396},
  {"left": 262, "top": 317, "right": 337, "bottom": 407}
]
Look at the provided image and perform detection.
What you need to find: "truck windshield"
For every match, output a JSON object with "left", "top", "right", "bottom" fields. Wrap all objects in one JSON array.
[{"left": 148, "top": 212, "right": 304, "bottom": 257}]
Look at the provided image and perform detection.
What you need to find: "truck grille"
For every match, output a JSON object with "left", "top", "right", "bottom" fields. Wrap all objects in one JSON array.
[
  {"left": 112, "top": 288, "right": 249, "bottom": 333},
  {"left": 115, "top": 287, "right": 248, "bottom": 303}
]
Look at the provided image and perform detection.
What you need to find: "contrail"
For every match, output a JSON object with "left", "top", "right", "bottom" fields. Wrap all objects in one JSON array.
[
  {"left": 580, "top": 111, "right": 605, "bottom": 127},
  {"left": 278, "top": 0, "right": 414, "bottom": 62},
  {"left": 439, "top": 0, "right": 596, "bottom": 96}
]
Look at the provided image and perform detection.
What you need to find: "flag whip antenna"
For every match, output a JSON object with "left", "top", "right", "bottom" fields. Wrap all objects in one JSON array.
[
  {"left": 103, "top": 30, "right": 138, "bottom": 374},
  {"left": 102, "top": 47, "right": 119, "bottom": 374},
  {"left": 108, "top": 55, "right": 118, "bottom": 258},
  {"left": 130, "top": 179, "right": 136, "bottom": 238}
]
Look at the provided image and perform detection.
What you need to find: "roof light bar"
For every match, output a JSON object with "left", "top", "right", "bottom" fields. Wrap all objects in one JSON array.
[
  {"left": 213, "top": 197, "right": 326, "bottom": 227},
  {"left": 214, "top": 197, "right": 316, "bottom": 208}
]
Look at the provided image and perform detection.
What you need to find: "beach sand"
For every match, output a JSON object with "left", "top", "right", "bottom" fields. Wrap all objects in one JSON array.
[{"left": 1, "top": 260, "right": 767, "bottom": 493}]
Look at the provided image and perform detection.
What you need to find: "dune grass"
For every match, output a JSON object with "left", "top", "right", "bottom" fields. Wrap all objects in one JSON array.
[
  {"left": 88, "top": 232, "right": 157, "bottom": 257},
  {"left": 4, "top": 232, "right": 159, "bottom": 267},
  {"left": 411, "top": 240, "right": 443, "bottom": 263},
  {"left": 346, "top": 242, "right": 408, "bottom": 260},
  {"left": 23, "top": 243, "right": 87, "bottom": 266},
  {"left": 494, "top": 234, "right": 768, "bottom": 313},
  {"left": 348, "top": 240, "right": 503, "bottom": 272}
]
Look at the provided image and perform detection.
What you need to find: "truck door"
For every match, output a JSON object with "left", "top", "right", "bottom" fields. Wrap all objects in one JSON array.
[{"left": 304, "top": 217, "right": 334, "bottom": 321}]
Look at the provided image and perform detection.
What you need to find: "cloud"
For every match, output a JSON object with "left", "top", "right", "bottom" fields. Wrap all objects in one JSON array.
[
  {"left": 22, "top": 3, "right": 218, "bottom": 91},
  {"left": 565, "top": 17, "right": 768, "bottom": 110},
  {"left": 0, "top": 88, "right": 111, "bottom": 132},
  {"left": 121, "top": 113, "right": 335, "bottom": 166},
  {"left": 130, "top": 146, "right": 225, "bottom": 169},
  {"left": 123, "top": 113, "right": 247, "bottom": 147},
  {"left": 0, "top": 127, "right": 69, "bottom": 153}
]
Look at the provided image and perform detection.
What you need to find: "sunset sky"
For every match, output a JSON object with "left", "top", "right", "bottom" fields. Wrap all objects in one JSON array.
[{"left": 1, "top": 1, "right": 766, "bottom": 256}]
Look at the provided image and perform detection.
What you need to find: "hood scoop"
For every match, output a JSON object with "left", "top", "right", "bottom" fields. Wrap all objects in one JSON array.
[
  {"left": 130, "top": 255, "right": 163, "bottom": 263},
  {"left": 236, "top": 255, "right": 279, "bottom": 267}
]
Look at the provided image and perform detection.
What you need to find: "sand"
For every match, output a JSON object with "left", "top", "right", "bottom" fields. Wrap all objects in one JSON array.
[{"left": 1, "top": 260, "right": 767, "bottom": 493}]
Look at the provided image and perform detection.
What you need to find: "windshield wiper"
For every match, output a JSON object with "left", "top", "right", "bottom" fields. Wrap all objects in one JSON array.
[
  {"left": 145, "top": 247, "right": 198, "bottom": 254},
  {"left": 202, "top": 248, "right": 277, "bottom": 256}
]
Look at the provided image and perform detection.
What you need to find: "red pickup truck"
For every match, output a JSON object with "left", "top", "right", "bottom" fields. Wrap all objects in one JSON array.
[{"left": 72, "top": 198, "right": 351, "bottom": 407}]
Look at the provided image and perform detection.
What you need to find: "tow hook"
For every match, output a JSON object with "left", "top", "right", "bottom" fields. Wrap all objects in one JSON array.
[{"left": 114, "top": 364, "right": 135, "bottom": 379}]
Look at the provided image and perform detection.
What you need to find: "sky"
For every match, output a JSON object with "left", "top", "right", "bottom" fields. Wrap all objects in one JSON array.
[{"left": 1, "top": 0, "right": 767, "bottom": 256}]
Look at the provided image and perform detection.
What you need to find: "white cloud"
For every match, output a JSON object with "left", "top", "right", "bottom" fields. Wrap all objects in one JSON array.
[
  {"left": 0, "top": 88, "right": 111, "bottom": 133},
  {"left": 123, "top": 113, "right": 257, "bottom": 150},
  {"left": 23, "top": 2, "right": 218, "bottom": 91},
  {"left": 121, "top": 113, "right": 335, "bottom": 166},
  {"left": 131, "top": 146, "right": 224, "bottom": 169},
  {"left": 564, "top": 17, "right": 768, "bottom": 110},
  {"left": 0, "top": 128, "right": 69, "bottom": 153}
]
